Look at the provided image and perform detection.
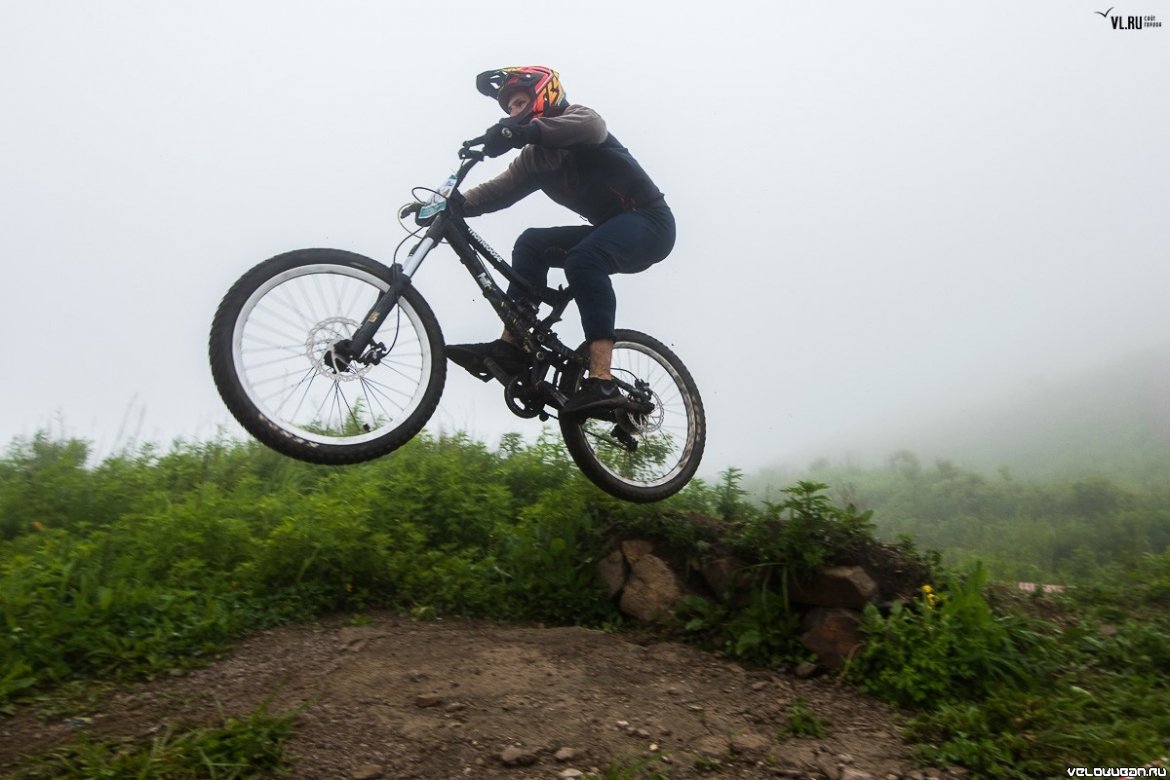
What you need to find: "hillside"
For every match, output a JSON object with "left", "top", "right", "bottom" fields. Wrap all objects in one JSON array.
[{"left": 783, "top": 342, "right": 1170, "bottom": 486}]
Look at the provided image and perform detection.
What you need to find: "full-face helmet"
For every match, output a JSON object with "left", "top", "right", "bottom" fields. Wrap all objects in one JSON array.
[{"left": 476, "top": 66, "right": 567, "bottom": 122}]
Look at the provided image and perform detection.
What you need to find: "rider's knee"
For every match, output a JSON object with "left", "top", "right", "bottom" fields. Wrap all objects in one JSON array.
[
  {"left": 563, "top": 250, "right": 610, "bottom": 283},
  {"left": 513, "top": 228, "right": 548, "bottom": 256}
]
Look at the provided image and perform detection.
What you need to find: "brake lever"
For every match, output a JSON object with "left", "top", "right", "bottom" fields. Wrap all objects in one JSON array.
[{"left": 459, "top": 134, "right": 488, "bottom": 161}]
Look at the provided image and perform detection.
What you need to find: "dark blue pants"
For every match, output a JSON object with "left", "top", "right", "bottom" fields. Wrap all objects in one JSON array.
[{"left": 506, "top": 204, "right": 675, "bottom": 342}]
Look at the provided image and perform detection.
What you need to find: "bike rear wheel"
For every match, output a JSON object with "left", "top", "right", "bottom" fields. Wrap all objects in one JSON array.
[
  {"left": 559, "top": 330, "right": 705, "bottom": 503},
  {"left": 209, "top": 248, "right": 445, "bottom": 464}
]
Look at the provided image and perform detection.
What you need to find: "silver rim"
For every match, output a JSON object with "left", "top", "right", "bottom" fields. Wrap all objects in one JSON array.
[
  {"left": 231, "top": 263, "right": 433, "bottom": 446},
  {"left": 576, "top": 340, "right": 698, "bottom": 488}
]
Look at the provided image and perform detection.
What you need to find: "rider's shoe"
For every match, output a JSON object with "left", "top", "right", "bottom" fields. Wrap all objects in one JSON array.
[
  {"left": 445, "top": 339, "right": 528, "bottom": 382},
  {"left": 562, "top": 377, "right": 625, "bottom": 417}
]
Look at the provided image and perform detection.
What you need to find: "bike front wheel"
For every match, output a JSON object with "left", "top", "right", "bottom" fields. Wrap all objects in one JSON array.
[
  {"left": 209, "top": 248, "right": 446, "bottom": 464},
  {"left": 559, "top": 330, "right": 706, "bottom": 503}
]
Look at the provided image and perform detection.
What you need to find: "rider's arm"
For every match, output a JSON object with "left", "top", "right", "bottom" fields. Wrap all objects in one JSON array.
[
  {"left": 462, "top": 159, "right": 540, "bottom": 216},
  {"left": 529, "top": 104, "right": 607, "bottom": 148},
  {"left": 463, "top": 105, "right": 608, "bottom": 216}
]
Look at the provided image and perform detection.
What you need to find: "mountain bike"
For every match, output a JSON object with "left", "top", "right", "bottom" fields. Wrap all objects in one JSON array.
[{"left": 208, "top": 133, "right": 705, "bottom": 502}]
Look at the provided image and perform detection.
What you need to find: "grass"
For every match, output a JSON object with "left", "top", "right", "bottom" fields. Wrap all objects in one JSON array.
[{"left": 8, "top": 702, "right": 299, "bottom": 779}]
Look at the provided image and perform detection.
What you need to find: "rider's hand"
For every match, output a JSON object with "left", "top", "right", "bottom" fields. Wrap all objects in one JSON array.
[{"left": 483, "top": 117, "right": 538, "bottom": 158}]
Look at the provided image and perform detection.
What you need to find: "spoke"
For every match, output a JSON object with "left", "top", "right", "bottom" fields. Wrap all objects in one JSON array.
[
  {"left": 241, "top": 343, "right": 304, "bottom": 358},
  {"left": 275, "top": 366, "right": 321, "bottom": 422},
  {"left": 231, "top": 261, "right": 441, "bottom": 445},
  {"left": 251, "top": 302, "right": 320, "bottom": 340},
  {"left": 360, "top": 376, "right": 395, "bottom": 423},
  {"left": 267, "top": 283, "right": 319, "bottom": 331}
]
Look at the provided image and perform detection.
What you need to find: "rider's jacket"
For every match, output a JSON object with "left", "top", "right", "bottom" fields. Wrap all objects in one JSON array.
[{"left": 462, "top": 105, "right": 665, "bottom": 226}]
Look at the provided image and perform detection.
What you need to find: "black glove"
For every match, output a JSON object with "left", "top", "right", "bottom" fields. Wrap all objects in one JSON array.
[{"left": 482, "top": 117, "right": 538, "bottom": 158}]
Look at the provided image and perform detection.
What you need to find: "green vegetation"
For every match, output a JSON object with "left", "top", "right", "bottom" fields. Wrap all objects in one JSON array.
[
  {"left": 780, "top": 697, "right": 828, "bottom": 739},
  {"left": 758, "top": 452, "right": 1170, "bottom": 584},
  {"left": 587, "top": 756, "right": 672, "bottom": 780},
  {"left": 10, "top": 702, "right": 297, "bottom": 779},
  {"left": 1, "top": 430, "right": 1168, "bottom": 777},
  {"left": 852, "top": 553, "right": 1170, "bottom": 777}
]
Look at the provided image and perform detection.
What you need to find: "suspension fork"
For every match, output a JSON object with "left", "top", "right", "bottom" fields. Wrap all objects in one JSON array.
[{"left": 335, "top": 224, "right": 443, "bottom": 364}]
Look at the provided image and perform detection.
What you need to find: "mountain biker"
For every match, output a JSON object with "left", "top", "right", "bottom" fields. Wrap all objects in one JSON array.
[{"left": 445, "top": 66, "right": 675, "bottom": 417}]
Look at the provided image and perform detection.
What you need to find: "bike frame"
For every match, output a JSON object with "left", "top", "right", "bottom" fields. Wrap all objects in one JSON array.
[{"left": 337, "top": 147, "right": 588, "bottom": 419}]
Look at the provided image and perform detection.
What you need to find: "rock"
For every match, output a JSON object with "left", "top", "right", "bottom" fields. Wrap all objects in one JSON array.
[
  {"left": 794, "top": 661, "right": 819, "bottom": 678},
  {"left": 498, "top": 745, "right": 538, "bottom": 767},
  {"left": 694, "top": 734, "right": 729, "bottom": 758},
  {"left": 729, "top": 733, "right": 770, "bottom": 756},
  {"left": 840, "top": 769, "right": 875, "bottom": 780},
  {"left": 621, "top": 539, "right": 655, "bottom": 564},
  {"left": 554, "top": 747, "right": 579, "bottom": 762},
  {"left": 619, "top": 554, "right": 683, "bottom": 621},
  {"left": 800, "top": 608, "right": 863, "bottom": 670},
  {"left": 789, "top": 566, "right": 880, "bottom": 610},
  {"left": 559, "top": 770, "right": 584, "bottom": 779},
  {"left": 413, "top": 693, "right": 442, "bottom": 707},
  {"left": 351, "top": 765, "right": 384, "bottom": 780},
  {"left": 699, "top": 555, "right": 751, "bottom": 600},
  {"left": 816, "top": 752, "right": 842, "bottom": 780},
  {"left": 597, "top": 549, "right": 627, "bottom": 599}
]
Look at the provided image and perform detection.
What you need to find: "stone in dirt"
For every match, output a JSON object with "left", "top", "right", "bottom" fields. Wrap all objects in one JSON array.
[
  {"left": 621, "top": 539, "right": 655, "bottom": 564},
  {"left": 840, "top": 768, "right": 877, "bottom": 780},
  {"left": 694, "top": 734, "right": 730, "bottom": 758},
  {"left": 554, "top": 746, "right": 579, "bottom": 762},
  {"left": 800, "top": 607, "right": 863, "bottom": 670},
  {"left": 413, "top": 693, "right": 442, "bottom": 707},
  {"left": 619, "top": 553, "right": 683, "bottom": 621},
  {"left": 788, "top": 566, "right": 881, "bottom": 610},
  {"left": 596, "top": 549, "right": 627, "bottom": 598},
  {"left": 730, "top": 732, "right": 770, "bottom": 756},
  {"left": 350, "top": 764, "right": 384, "bottom": 780},
  {"left": 498, "top": 745, "right": 538, "bottom": 767}
]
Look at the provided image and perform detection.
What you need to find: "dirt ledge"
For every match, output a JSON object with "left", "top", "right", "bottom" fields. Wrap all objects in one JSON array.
[{"left": 0, "top": 613, "right": 941, "bottom": 779}]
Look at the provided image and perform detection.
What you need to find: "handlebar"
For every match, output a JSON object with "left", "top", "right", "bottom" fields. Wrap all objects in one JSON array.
[
  {"left": 400, "top": 135, "right": 491, "bottom": 227},
  {"left": 451, "top": 136, "right": 488, "bottom": 189}
]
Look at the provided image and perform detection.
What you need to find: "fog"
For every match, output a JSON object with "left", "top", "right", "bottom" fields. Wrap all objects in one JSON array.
[{"left": 2, "top": 2, "right": 1167, "bottom": 476}]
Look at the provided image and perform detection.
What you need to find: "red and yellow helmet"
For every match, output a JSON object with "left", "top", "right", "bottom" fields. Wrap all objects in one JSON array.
[{"left": 476, "top": 66, "right": 567, "bottom": 121}]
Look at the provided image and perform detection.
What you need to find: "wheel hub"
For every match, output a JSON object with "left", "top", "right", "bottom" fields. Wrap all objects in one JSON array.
[{"left": 306, "top": 317, "right": 371, "bottom": 380}]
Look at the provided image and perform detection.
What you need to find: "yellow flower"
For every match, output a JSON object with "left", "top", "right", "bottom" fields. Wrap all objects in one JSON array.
[{"left": 920, "top": 584, "right": 939, "bottom": 607}]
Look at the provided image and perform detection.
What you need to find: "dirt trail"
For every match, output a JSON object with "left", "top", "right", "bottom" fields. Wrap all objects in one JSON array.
[{"left": 0, "top": 614, "right": 947, "bottom": 779}]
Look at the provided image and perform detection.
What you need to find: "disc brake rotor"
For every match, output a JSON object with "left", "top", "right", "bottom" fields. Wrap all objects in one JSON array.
[{"left": 306, "top": 317, "right": 371, "bottom": 380}]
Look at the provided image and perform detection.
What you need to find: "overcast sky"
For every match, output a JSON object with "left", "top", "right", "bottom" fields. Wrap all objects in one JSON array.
[{"left": 2, "top": 1, "right": 1167, "bottom": 476}]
